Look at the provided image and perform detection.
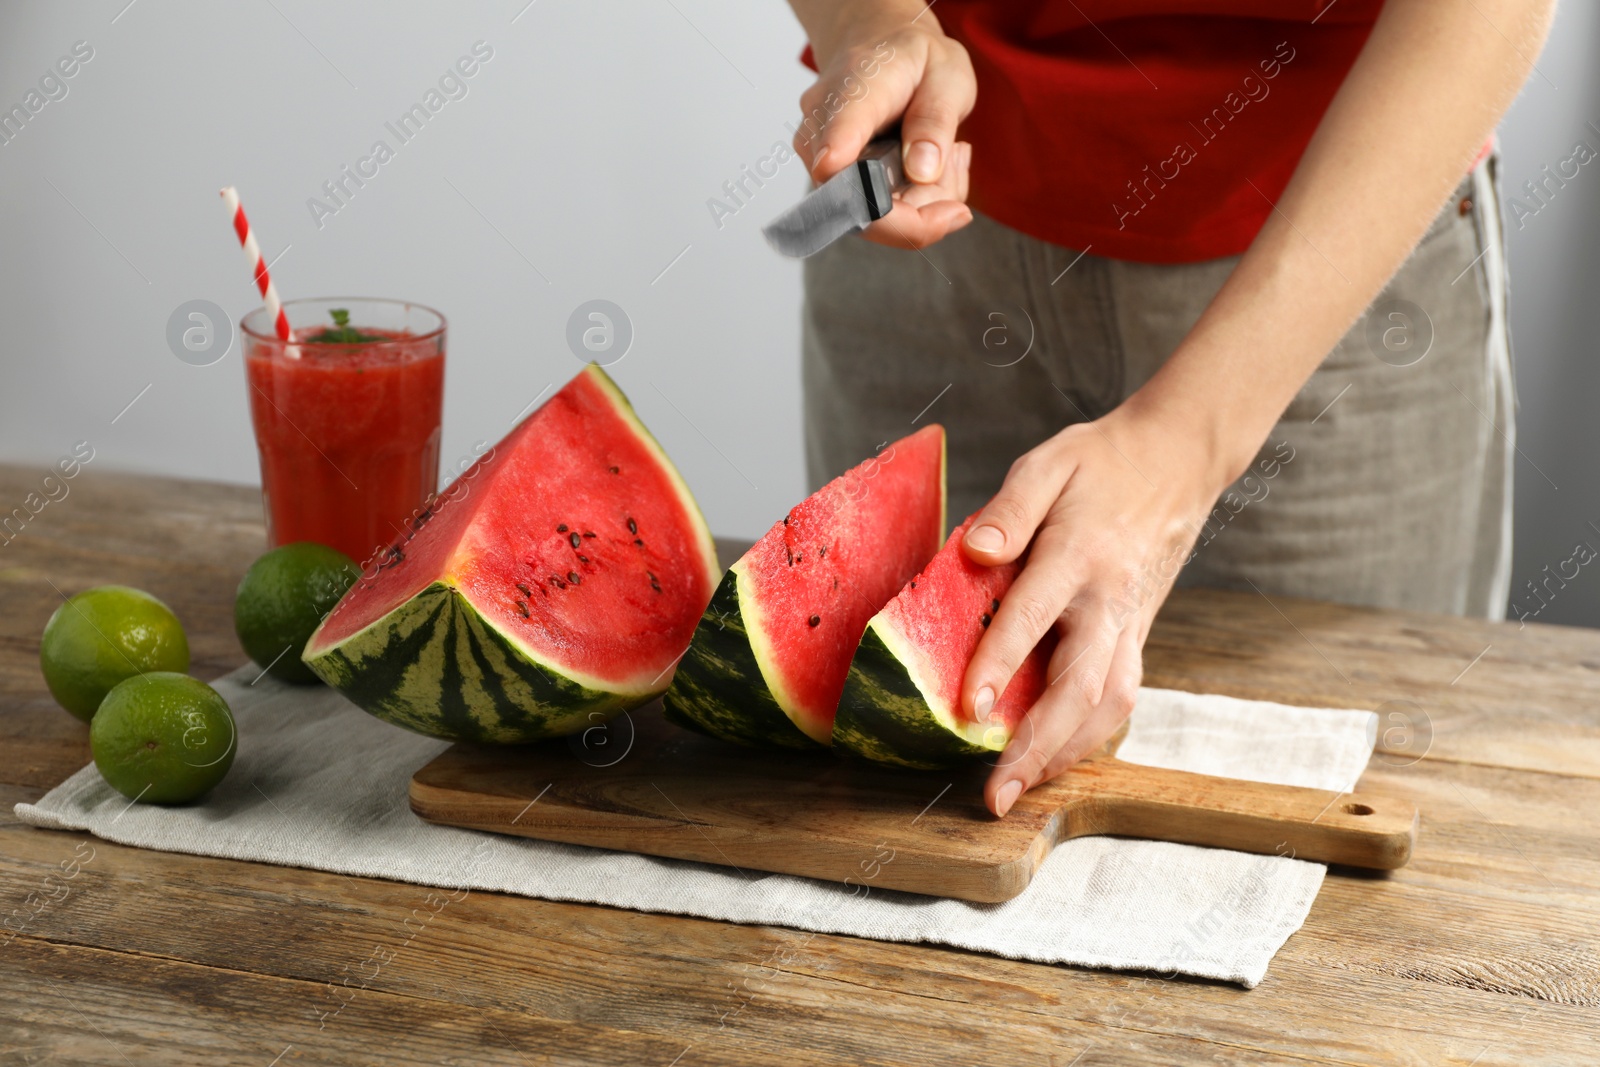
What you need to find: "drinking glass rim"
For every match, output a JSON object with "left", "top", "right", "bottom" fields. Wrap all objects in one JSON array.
[{"left": 240, "top": 296, "right": 446, "bottom": 345}]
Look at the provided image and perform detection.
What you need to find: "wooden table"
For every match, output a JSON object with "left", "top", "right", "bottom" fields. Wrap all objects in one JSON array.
[{"left": 1, "top": 466, "right": 1596, "bottom": 1066}]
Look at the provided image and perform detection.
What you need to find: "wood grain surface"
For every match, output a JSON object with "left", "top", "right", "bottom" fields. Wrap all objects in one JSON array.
[
  {"left": 411, "top": 712, "right": 1417, "bottom": 901},
  {"left": 1, "top": 464, "right": 1597, "bottom": 1066}
]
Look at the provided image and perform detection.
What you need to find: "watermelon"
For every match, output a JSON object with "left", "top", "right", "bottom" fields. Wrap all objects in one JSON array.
[
  {"left": 301, "top": 365, "right": 720, "bottom": 743},
  {"left": 833, "top": 514, "right": 1057, "bottom": 768},
  {"left": 662, "top": 426, "right": 946, "bottom": 748}
]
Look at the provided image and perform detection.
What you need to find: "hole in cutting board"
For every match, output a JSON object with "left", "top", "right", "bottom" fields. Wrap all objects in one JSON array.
[{"left": 1342, "top": 802, "right": 1375, "bottom": 816}]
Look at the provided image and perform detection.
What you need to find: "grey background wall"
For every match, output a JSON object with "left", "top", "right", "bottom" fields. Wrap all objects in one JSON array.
[
  {"left": 1, "top": 1, "right": 1595, "bottom": 625},
  {"left": 1494, "top": 1, "right": 1600, "bottom": 628}
]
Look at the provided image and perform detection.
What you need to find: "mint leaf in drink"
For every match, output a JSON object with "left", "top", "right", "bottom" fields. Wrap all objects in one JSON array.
[{"left": 307, "top": 307, "right": 390, "bottom": 344}]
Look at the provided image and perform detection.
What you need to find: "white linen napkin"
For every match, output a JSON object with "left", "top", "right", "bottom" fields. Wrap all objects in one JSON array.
[{"left": 14, "top": 667, "right": 1377, "bottom": 987}]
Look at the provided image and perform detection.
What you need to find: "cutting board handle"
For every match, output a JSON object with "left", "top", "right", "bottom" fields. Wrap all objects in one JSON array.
[{"left": 1053, "top": 757, "right": 1417, "bottom": 869}]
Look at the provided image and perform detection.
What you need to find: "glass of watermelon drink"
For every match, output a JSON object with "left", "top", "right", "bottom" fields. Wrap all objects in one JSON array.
[{"left": 242, "top": 297, "right": 445, "bottom": 567}]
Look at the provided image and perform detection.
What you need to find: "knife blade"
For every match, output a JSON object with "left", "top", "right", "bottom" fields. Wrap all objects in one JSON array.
[{"left": 762, "top": 136, "right": 905, "bottom": 258}]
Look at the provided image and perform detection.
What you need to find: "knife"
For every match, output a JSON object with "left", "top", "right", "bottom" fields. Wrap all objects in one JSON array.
[{"left": 762, "top": 135, "right": 906, "bottom": 258}]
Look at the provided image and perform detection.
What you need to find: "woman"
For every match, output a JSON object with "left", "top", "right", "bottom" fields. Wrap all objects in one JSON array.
[{"left": 787, "top": 0, "right": 1552, "bottom": 816}]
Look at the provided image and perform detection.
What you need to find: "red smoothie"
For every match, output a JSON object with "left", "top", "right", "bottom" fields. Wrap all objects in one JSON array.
[{"left": 244, "top": 306, "right": 444, "bottom": 566}]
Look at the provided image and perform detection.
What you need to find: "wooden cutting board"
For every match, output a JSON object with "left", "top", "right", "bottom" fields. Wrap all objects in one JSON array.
[
  {"left": 409, "top": 700, "right": 1414, "bottom": 902},
  {"left": 410, "top": 701, "right": 1416, "bottom": 903}
]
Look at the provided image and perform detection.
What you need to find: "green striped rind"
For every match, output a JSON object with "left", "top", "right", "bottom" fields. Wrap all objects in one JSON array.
[
  {"left": 833, "top": 620, "right": 1003, "bottom": 769},
  {"left": 661, "top": 569, "right": 819, "bottom": 750},
  {"left": 303, "top": 582, "right": 640, "bottom": 743}
]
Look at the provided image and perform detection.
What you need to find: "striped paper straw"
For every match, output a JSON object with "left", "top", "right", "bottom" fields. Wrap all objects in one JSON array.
[{"left": 219, "top": 186, "right": 295, "bottom": 355}]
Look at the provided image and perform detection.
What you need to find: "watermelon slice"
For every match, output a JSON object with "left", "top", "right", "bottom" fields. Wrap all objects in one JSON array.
[
  {"left": 301, "top": 365, "right": 720, "bottom": 743},
  {"left": 663, "top": 426, "right": 946, "bottom": 748},
  {"left": 833, "top": 513, "right": 1058, "bottom": 768}
]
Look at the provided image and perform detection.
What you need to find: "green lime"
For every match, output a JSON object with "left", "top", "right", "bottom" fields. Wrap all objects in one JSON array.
[
  {"left": 40, "top": 585, "right": 190, "bottom": 722},
  {"left": 235, "top": 542, "right": 359, "bottom": 684},
  {"left": 90, "top": 672, "right": 237, "bottom": 804}
]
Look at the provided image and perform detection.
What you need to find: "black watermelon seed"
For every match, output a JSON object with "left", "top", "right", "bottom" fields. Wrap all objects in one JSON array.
[
  {"left": 980, "top": 613, "right": 992, "bottom": 627},
  {"left": 808, "top": 615, "right": 820, "bottom": 627},
  {"left": 516, "top": 582, "right": 532, "bottom": 596},
  {"left": 569, "top": 532, "right": 582, "bottom": 548},
  {"left": 783, "top": 516, "right": 790, "bottom": 525},
  {"left": 568, "top": 571, "right": 582, "bottom": 585},
  {"left": 583, "top": 531, "right": 596, "bottom": 538},
  {"left": 609, "top": 465, "right": 620, "bottom": 474},
  {"left": 577, "top": 554, "right": 589, "bottom": 563},
  {"left": 634, "top": 538, "right": 644, "bottom": 546},
  {"left": 819, "top": 545, "right": 826, "bottom": 558},
  {"left": 992, "top": 598, "right": 1001, "bottom": 612},
  {"left": 515, "top": 601, "right": 530, "bottom": 618},
  {"left": 557, "top": 524, "right": 568, "bottom": 533},
  {"left": 627, "top": 518, "right": 637, "bottom": 535},
  {"left": 910, "top": 580, "right": 917, "bottom": 589}
]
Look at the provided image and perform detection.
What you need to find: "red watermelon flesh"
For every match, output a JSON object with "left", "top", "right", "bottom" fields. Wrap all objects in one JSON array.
[
  {"left": 738, "top": 425, "right": 946, "bottom": 743},
  {"left": 882, "top": 514, "right": 1055, "bottom": 733},
  {"left": 303, "top": 365, "right": 720, "bottom": 742}
]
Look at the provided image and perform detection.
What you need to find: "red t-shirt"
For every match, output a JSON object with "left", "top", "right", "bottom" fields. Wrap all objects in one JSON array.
[{"left": 804, "top": 1, "right": 1480, "bottom": 263}]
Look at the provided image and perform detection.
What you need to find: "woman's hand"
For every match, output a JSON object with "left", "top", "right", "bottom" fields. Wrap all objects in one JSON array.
[
  {"left": 788, "top": 1, "right": 976, "bottom": 249},
  {"left": 961, "top": 405, "right": 1230, "bottom": 817}
]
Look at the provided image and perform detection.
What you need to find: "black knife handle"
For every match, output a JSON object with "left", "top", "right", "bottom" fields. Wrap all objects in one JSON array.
[{"left": 856, "top": 137, "right": 903, "bottom": 221}]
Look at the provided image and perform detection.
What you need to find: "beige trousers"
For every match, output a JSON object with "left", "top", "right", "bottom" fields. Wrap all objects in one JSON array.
[{"left": 802, "top": 160, "right": 1515, "bottom": 619}]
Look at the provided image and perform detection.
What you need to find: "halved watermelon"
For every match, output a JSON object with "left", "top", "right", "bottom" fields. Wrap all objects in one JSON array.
[
  {"left": 663, "top": 426, "right": 946, "bottom": 748},
  {"left": 833, "top": 514, "right": 1057, "bottom": 768},
  {"left": 301, "top": 365, "right": 720, "bottom": 743}
]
